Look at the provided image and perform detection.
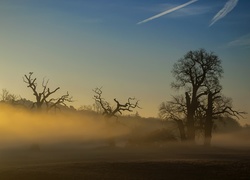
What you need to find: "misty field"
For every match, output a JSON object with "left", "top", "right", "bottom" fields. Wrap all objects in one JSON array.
[{"left": 1, "top": 104, "right": 250, "bottom": 179}]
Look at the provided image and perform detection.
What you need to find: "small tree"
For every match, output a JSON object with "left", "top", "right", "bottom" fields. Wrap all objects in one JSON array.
[
  {"left": 23, "top": 72, "right": 72, "bottom": 111},
  {"left": 159, "top": 95, "right": 187, "bottom": 141},
  {"left": 0, "top": 89, "right": 19, "bottom": 104},
  {"left": 93, "top": 87, "right": 140, "bottom": 120}
]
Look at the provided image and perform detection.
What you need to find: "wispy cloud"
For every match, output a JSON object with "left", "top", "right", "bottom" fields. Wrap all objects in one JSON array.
[
  {"left": 210, "top": 0, "right": 239, "bottom": 26},
  {"left": 228, "top": 33, "right": 250, "bottom": 48},
  {"left": 167, "top": 5, "right": 211, "bottom": 18},
  {"left": 137, "top": 0, "right": 199, "bottom": 25},
  {"left": 137, "top": 3, "right": 210, "bottom": 19}
]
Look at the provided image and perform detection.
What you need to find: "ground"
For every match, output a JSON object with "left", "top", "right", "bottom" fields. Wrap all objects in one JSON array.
[{"left": 1, "top": 144, "right": 250, "bottom": 180}]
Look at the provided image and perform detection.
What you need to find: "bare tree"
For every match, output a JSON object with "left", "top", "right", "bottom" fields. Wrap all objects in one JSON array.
[
  {"left": 92, "top": 101, "right": 103, "bottom": 114},
  {"left": 93, "top": 87, "right": 140, "bottom": 120},
  {"left": 23, "top": 72, "right": 72, "bottom": 111},
  {"left": 171, "top": 49, "right": 223, "bottom": 142},
  {"left": 159, "top": 95, "right": 187, "bottom": 141},
  {"left": 200, "top": 88, "right": 245, "bottom": 146},
  {"left": 160, "top": 87, "right": 245, "bottom": 146},
  {"left": 0, "top": 89, "right": 19, "bottom": 104}
]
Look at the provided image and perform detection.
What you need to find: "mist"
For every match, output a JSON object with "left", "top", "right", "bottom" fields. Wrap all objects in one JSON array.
[
  {"left": 1, "top": 103, "right": 249, "bottom": 152},
  {"left": 212, "top": 129, "right": 250, "bottom": 149},
  {"left": 0, "top": 104, "right": 130, "bottom": 149}
]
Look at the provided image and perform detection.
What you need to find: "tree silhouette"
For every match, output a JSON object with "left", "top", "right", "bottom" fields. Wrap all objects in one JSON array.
[
  {"left": 171, "top": 49, "right": 223, "bottom": 142},
  {"left": 160, "top": 89, "right": 245, "bottom": 145},
  {"left": 0, "top": 89, "right": 19, "bottom": 104},
  {"left": 200, "top": 88, "right": 245, "bottom": 146},
  {"left": 23, "top": 72, "right": 72, "bottom": 111},
  {"left": 159, "top": 95, "right": 187, "bottom": 141},
  {"left": 93, "top": 87, "right": 140, "bottom": 120},
  {"left": 160, "top": 49, "right": 245, "bottom": 145}
]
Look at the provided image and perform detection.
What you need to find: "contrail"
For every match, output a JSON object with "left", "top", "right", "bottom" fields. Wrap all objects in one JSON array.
[
  {"left": 210, "top": 0, "right": 239, "bottom": 26},
  {"left": 137, "top": 0, "right": 198, "bottom": 25},
  {"left": 228, "top": 33, "right": 250, "bottom": 48}
]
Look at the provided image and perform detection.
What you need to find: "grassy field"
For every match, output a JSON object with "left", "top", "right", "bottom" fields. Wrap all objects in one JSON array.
[{"left": 1, "top": 144, "right": 250, "bottom": 180}]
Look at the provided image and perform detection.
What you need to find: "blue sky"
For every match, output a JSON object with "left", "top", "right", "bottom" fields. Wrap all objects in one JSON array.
[{"left": 0, "top": 0, "right": 249, "bottom": 123}]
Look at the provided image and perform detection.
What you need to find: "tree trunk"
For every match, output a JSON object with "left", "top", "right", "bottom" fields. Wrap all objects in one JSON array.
[
  {"left": 175, "top": 120, "right": 187, "bottom": 142},
  {"left": 186, "top": 112, "right": 195, "bottom": 142},
  {"left": 185, "top": 92, "right": 196, "bottom": 142},
  {"left": 204, "top": 121, "right": 213, "bottom": 146},
  {"left": 204, "top": 92, "right": 213, "bottom": 147}
]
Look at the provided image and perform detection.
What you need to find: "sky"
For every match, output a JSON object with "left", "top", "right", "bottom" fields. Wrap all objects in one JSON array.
[{"left": 0, "top": 0, "right": 249, "bottom": 124}]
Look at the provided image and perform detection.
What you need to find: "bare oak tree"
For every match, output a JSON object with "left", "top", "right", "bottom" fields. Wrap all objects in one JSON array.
[
  {"left": 171, "top": 49, "right": 223, "bottom": 142},
  {"left": 93, "top": 87, "right": 140, "bottom": 119},
  {"left": 23, "top": 72, "right": 72, "bottom": 111},
  {"left": 160, "top": 49, "right": 245, "bottom": 145},
  {"left": 160, "top": 87, "right": 245, "bottom": 146}
]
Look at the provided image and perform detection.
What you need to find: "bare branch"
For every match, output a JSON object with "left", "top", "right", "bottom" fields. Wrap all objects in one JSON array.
[
  {"left": 46, "top": 91, "right": 73, "bottom": 111},
  {"left": 213, "top": 106, "right": 246, "bottom": 119},
  {"left": 93, "top": 87, "right": 140, "bottom": 119}
]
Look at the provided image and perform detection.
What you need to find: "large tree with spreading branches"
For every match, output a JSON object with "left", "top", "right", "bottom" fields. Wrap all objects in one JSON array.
[
  {"left": 171, "top": 49, "right": 223, "bottom": 141},
  {"left": 160, "top": 49, "right": 245, "bottom": 145}
]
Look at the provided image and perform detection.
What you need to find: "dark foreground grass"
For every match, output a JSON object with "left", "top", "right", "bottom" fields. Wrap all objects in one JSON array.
[
  {"left": 1, "top": 145, "right": 250, "bottom": 180},
  {"left": 1, "top": 160, "right": 250, "bottom": 180}
]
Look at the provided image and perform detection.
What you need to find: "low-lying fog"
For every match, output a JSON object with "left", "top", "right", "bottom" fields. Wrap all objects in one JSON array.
[
  {"left": 0, "top": 104, "right": 249, "bottom": 151},
  {"left": 0, "top": 104, "right": 131, "bottom": 149}
]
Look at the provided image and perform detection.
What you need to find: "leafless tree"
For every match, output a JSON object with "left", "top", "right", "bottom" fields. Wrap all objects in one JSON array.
[
  {"left": 23, "top": 72, "right": 72, "bottom": 111},
  {"left": 160, "top": 87, "right": 245, "bottom": 145},
  {"left": 0, "top": 89, "right": 19, "bottom": 104},
  {"left": 92, "top": 101, "right": 103, "bottom": 114},
  {"left": 93, "top": 87, "right": 140, "bottom": 120},
  {"left": 171, "top": 49, "right": 223, "bottom": 142},
  {"left": 159, "top": 95, "right": 187, "bottom": 141},
  {"left": 199, "top": 88, "right": 246, "bottom": 146},
  {"left": 160, "top": 49, "right": 246, "bottom": 145}
]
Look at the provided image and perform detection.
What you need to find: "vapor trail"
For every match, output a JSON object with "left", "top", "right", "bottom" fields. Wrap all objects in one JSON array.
[
  {"left": 210, "top": 0, "right": 239, "bottom": 26},
  {"left": 137, "top": 0, "right": 198, "bottom": 25}
]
